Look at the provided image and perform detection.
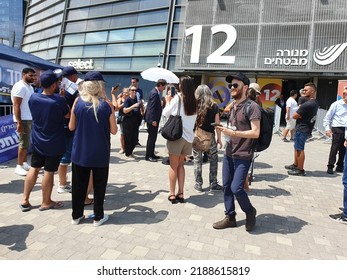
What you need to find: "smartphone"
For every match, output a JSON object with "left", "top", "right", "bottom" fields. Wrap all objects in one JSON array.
[
  {"left": 114, "top": 83, "right": 120, "bottom": 89},
  {"left": 211, "top": 122, "right": 223, "bottom": 127},
  {"left": 170, "top": 86, "right": 176, "bottom": 97}
]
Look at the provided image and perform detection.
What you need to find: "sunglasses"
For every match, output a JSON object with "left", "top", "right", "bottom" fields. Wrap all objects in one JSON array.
[
  {"left": 130, "top": 89, "right": 136, "bottom": 91},
  {"left": 228, "top": 83, "right": 239, "bottom": 89}
]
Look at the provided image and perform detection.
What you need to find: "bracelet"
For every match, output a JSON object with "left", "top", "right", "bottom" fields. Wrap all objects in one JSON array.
[{"left": 233, "top": 130, "right": 237, "bottom": 136}]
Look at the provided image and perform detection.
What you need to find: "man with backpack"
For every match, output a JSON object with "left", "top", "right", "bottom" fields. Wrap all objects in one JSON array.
[{"left": 213, "top": 72, "right": 260, "bottom": 232}]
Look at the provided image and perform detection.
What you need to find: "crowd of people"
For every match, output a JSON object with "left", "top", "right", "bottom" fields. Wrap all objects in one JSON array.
[{"left": 11, "top": 66, "right": 347, "bottom": 228}]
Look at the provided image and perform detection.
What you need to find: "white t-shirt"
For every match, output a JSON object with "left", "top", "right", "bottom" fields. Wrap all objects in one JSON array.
[
  {"left": 286, "top": 97, "right": 298, "bottom": 118},
  {"left": 162, "top": 93, "right": 197, "bottom": 143},
  {"left": 11, "top": 80, "right": 34, "bottom": 121}
]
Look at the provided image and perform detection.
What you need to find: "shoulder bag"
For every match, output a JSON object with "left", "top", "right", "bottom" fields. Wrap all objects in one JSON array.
[
  {"left": 161, "top": 97, "right": 183, "bottom": 141},
  {"left": 192, "top": 127, "right": 213, "bottom": 152}
]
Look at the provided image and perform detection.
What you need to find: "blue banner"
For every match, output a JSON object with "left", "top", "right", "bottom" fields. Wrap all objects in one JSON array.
[{"left": 0, "top": 114, "right": 18, "bottom": 163}]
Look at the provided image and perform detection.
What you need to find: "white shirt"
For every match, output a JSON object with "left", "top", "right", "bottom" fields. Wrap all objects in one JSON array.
[
  {"left": 286, "top": 97, "right": 298, "bottom": 118},
  {"left": 162, "top": 93, "right": 197, "bottom": 143},
  {"left": 323, "top": 99, "right": 347, "bottom": 131},
  {"left": 10, "top": 80, "right": 34, "bottom": 121}
]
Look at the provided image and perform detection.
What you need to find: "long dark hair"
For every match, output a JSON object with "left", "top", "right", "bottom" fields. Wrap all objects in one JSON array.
[{"left": 179, "top": 76, "right": 196, "bottom": 116}]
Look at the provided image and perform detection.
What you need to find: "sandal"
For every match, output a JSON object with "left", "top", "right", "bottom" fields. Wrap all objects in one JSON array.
[
  {"left": 175, "top": 193, "right": 185, "bottom": 203},
  {"left": 168, "top": 194, "right": 177, "bottom": 204}
]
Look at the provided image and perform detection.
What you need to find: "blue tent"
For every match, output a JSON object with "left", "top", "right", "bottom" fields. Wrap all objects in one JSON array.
[{"left": 0, "top": 44, "right": 62, "bottom": 70}]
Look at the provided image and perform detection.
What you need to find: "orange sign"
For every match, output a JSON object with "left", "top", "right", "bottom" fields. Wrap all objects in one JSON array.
[{"left": 257, "top": 78, "right": 282, "bottom": 110}]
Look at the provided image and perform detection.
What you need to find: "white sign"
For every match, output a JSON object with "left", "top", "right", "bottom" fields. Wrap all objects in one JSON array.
[{"left": 68, "top": 59, "right": 94, "bottom": 70}]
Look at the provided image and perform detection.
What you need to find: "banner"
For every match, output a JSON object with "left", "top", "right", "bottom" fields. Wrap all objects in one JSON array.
[
  {"left": 257, "top": 78, "right": 283, "bottom": 110},
  {"left": 0, "top": 114, "right": 19, "bottom": 163},
  {"left": 208, "top": 77, "right": 232, "bottom": 110}
]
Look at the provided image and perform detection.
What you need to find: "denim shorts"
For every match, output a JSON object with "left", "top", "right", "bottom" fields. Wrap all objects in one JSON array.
[
  {"left": 294, "top": 130, "right": 308, "bottom": 151},
  {"left": 60, "top": 134, "right": 73, "bottom": 165}
]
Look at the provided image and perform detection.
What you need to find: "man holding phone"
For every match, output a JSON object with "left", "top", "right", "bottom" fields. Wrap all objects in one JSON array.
[{"left": 144, "top": 79, "right": 167, "bottom": 162}]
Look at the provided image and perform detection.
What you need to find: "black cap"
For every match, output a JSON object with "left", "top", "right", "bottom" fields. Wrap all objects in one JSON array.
[
  {"left": 40, "top": 70, "right": 60, "bottom": 88},
  {"left": 84, "top": 71, "right": 105, "bottom": 82},
  {"left": 225, "top": 72, "right": 250, "bottom": 86},
  {"left": 62, "top": 66, "right": 78, "bottom": 77}
]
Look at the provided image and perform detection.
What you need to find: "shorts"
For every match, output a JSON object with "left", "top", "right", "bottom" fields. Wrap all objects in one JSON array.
[
  {"left": 60, "top": 134, "right": 73, "bottom": 165},
  {"left": 167, "top": 137, "right": 192, "bottom": 156},
  {"left": 18, "top": 120, "right": 32, "bottom": 149},
  {"left": 119, "top": 123, "right": 124, "bottom": 135},
  {"left": 294, "top": 130, "right": 308, "bottom": 151},
  {"left": 31, "top": 150, "right": 62, "bottom": 172},
  {"left": 285, "top": 118, "right": 296, "bottom": 130}
]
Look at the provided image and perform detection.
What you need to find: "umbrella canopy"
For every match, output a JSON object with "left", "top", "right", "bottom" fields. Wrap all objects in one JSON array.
[{"left": 141, "top": 67, "right": 179, "bottom": 84}]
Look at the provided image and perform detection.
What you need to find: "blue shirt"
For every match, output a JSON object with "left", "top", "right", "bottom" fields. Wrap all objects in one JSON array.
[
  {"left": 29, "top": 93, "right": 69, "bottom": 156},
  {"left": 71, "top": 98, "right": 112, "bottom": 167}
]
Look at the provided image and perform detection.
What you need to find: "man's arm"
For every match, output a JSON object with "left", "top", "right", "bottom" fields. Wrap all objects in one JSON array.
[{"left": 13, "top": 97, "right": 24, "bottom": 133}]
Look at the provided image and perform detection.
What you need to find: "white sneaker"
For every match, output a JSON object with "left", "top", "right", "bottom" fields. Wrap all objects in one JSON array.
[
  {"left": 22, "top": 162, "right": 30, "bottom": 171},
  {"left": 57, "top": 184, "right": 72, "bottom": 193},
  {"left": 15, "top": 165, "right": 27, "bottom": 176},
  {"left": 93, "top": 214, "right": 109, "bottom": 227},
  {"left": 71, "top": 215, "right": 85, "bottom": 225}
]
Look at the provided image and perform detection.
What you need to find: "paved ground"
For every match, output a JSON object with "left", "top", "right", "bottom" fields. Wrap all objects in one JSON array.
[{"left": 0, "top": 127, "right": 347, "bottom": 260}]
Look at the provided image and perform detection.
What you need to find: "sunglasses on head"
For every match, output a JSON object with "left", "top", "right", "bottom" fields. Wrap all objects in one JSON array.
[{"left": 228, "top": 83, "right": 239, "bottom": 89}]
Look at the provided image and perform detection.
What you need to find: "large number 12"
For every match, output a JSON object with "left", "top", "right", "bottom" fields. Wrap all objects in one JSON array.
[{"left": 185, "top": 24, "right": 237, "bottom": 64}]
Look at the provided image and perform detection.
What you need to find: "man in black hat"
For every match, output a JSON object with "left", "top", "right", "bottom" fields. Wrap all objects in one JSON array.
[
  {"left": 57, "top": 66, "right": 79, "bottom": 194},
  {"left": 19, "top": 70, "right": 69, "bottom": 212},
  {"left": 213, "top": 72, "right": 260, "bottom": 232}
]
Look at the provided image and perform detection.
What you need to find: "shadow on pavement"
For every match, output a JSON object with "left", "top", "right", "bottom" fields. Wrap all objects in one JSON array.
[
  {"left": 0, "top": 224, "right": 34, "bottom": 252},
  {"left": 252, "top": 172, "right": 288, "bottom": 183},
  {"left": 249, "top": 185, "right": 291, "bottom": 198}
]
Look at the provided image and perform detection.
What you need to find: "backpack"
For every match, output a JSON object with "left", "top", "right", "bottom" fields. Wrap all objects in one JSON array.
[{"left": 243, "top": 100, "right": 274, "bottom": 152}]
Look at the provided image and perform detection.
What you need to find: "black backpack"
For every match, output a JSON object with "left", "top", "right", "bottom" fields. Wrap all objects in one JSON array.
[{"left": 243, "top": 100, "right": 274, "bottom": 152}]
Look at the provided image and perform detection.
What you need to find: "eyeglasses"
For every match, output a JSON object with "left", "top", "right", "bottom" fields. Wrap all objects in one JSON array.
[
  {"left": 130, "top": 89, "right": 136, "bottom": 91},
  {"left": 228, "top": 83, "right": 239, "bottom": 89}
]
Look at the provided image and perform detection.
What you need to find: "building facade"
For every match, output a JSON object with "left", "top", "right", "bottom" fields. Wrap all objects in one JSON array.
[
  {"left": 0, "top": 0, "right": 26, "bottom": 48},
  {"left": 22, "top": 0, "right": 347, "bottom": 108}
]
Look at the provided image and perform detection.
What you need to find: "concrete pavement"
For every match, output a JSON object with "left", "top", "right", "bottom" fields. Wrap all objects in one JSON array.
[{"left": 0, "top": 128, "right": 347, "bottom": 260}]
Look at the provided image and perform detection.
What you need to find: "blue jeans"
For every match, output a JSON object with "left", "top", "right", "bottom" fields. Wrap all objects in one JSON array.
[
  {"left": 222, "top": 155, "right": 253, "bottom": 215},
  {"left": 342, "top": 147, "right": 347, "bottom": 217}
]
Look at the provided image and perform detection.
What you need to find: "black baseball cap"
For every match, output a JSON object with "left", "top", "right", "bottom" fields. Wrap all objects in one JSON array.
[
  {"left": 225, "top": 72, "right": 250, "bottom": 86},
  {"left": 84, "top": 71, "right": 105, "bottom": 82}
]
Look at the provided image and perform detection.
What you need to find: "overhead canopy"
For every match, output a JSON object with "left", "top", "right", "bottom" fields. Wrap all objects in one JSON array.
[{"left": 0, "top": 44, "right": 62, "bottom": 70}]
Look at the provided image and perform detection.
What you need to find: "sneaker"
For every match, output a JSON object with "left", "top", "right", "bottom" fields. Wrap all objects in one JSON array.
[
  {"left": 335, "top": 166, "right": 344, "bottom": 173},
  {"left": 14, "top": 165, "right": 27, "bottom": 176},
  {"left": 284, "top": 164, "right": 298, "bottom": 170},
  {"left": 213, "top": 214, "right": 237, "bottom": 229},
  {"left": 327, "top": 167, "right": 334, "bottom": 175},
  {"left": 210, "top": 183, "right": 223, "bottom": 192},
  {"left": 22, "top": 162, "right": 30, "bottom": 171},
  {"left": 57, "top": 185, "right": 72, "bottom": 193},
  {"left": 329, "top": 213, "right": 347, "bottom": 224},
  {"left": 119, "top": 149, "right": 125, "bottom": 154},
  {"left": 94, "top": 214, "right": 109, "bottom": 227},
  {"left": 282, "top": 138, "right": 290, "bottom": 142},
  {"left": 287, "top": 169, "right": 306, "bottom": 176},
  {"left": 245, "top": 207, "right": 257, "bottom": 231},
  {"left": 71, "top": 215, "right": 85, "bottom": 225},
  {"left": 194, "top": 184, "right": 203, "bottom": 192}
]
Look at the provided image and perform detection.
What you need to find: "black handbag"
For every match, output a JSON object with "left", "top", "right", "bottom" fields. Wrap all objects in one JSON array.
[
  {"left": 116, "top": 115, "right": 124, "bottom": 124},
  {"left": 161, "top": 97, "right": 183, "bottom": 141}
]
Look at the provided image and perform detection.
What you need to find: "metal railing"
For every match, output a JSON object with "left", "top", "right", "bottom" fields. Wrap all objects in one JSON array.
[{"left": 0, "top": 105, "right": 13, "bottom": 116}]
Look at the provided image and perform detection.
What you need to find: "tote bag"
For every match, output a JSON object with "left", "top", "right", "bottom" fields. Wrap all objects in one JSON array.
[{"left": 161, "top": 97, "right": 183, "bottom": 141}]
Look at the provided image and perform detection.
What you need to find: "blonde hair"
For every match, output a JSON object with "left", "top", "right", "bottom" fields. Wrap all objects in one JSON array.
[
  {"left": 195, "top": 84, "right": 214, "bottom": 127},
  {"left": 80, "top": 80, "right": 106, "bottom": 122}
]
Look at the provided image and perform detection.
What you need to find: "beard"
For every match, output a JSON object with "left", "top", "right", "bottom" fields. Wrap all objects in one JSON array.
[{"left": 231, "top": 88, "right": 243, "bottom": 100}]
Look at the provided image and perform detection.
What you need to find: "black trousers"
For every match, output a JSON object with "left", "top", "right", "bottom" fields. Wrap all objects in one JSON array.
[
  {"left": 146, "top": 122, "right": 159, "bottom": 157},
  {"left": 71, "top": 163, "right": 109, "bottom": 221},
  {"left": 123, "top": 116, "right": 138, "bottom": 156},
  {"left": 327, "top": 127, "right": 346, "bottom": 169}
]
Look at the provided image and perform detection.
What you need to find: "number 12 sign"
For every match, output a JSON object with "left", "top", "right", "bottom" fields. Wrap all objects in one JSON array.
[{"left": 184, "top": 24, "right": 237, "bottom": 64}]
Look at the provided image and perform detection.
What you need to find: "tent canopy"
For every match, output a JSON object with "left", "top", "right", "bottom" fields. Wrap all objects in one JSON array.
[{"left": 0, "top": 44, "right": 62, "bottom": 70}]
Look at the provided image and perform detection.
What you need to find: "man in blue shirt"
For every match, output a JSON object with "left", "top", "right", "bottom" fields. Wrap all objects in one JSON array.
[
  {"left": 19, "top": 70, "right": 69, "bottom": 212},
  {"left": 323, "top": 86, "right": 347, "bottom": 174}
]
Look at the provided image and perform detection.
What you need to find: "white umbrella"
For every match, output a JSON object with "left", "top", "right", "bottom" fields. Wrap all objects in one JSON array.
[{"left": 141, "top": 67, "right": 179, "bottom": 84}]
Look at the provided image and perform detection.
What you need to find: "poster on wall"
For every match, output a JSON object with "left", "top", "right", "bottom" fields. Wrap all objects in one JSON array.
[
  {"left": 257, "top": 78, "right": 283, "bottom": 110},
  {"left": 208, "top": 77, "right": 232, "bottom": 111},
  {"left": 337, "top": 80, "right": 347, "bottom": 100}
]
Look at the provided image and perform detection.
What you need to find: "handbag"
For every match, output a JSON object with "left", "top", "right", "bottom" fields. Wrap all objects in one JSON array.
[
  {"left": 161, "top": 97, "right": 183, "bottom": 141},
  {"left": 192, "top": 127, "right": 213, "bottom": 152},
  {"left": 116, "top": 115, "right": 124, "bottom": 124}
]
